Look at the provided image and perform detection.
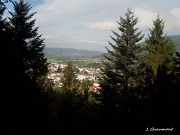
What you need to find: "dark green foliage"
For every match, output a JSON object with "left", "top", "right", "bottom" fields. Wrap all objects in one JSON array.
[
  {"left": 99, "top": 8, "right": 144, "bottom": 116},
  {"left": 0, "top": 1, "right": 51, "bottom": 134},
  {"left": 80, "top": 79, "right": 92, "bottom": 99},
  {"left": 144, "top": 15, "right": 176, "bottom": 84},
  {"left": 61, "top": 61, "right": 79, "bottom": 91},
  {"left": 94, "top": 8, "right": 147, "bottom": 134},
  {"left": 8, "top": 0, "right": 48, "bottom": 81},
  {"left": 141, "top": 15, "right": 180, "bottom": 132}
]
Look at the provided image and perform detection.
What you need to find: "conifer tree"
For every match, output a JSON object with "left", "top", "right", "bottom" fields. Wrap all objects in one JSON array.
[
  {"left": 61, "top": 61, "right": 79, "bottom": 91},
  {"left": 142, "top": 16, "right": 178, "bottom": 127},
  {"left": 98, "top": 8, "right": 144, "bottom": 118},
  {"left": 0, "top": 1, "right": 50, "bottom": 134},
  {"left": 0, "top": 0, "right": 10, "bottom": 54},
  {"left": 144, "top": 15, "right": 176, "bottom": 86},
  {"left": 0, "top": 1, "right": 5, "bottom": 16},
  {"left": 0, "top": 0, "right": 7, "bottom": 56},
  {"left": 8, "top": 0, "right": 48, "bottom": 81}
]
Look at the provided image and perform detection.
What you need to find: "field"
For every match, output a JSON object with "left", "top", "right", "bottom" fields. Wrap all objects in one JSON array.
[{"left": 47, "top": 58, "right": 62, "bottom": 63}]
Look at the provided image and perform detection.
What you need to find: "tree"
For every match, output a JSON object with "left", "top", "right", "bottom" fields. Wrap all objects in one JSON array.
[
  {"left": 0, "top": 1, "right": 50, "bottom": 134},
  {"left": 144, "top": 15, "right": 176, "bottom": 86},
  {"left": 8, "top": 0, "right": 48, "bottom": 82},
  {"left": 61, "top": 61, "right": 79, "bottom": 91},
  {"left": 98, "top": 8, "right": 144, "bottom": 125},
  {"left": 0, "top": 0, "right": 12, "bottom": 59},
  {"left": 142, "top": 15, "right": 178, "bottom": 127},
  {"left": 0, "top": 0, "right": 8, "bottom": 8},
  {"left": 0, "top": 0, "right": 6, "bottom": 16}
]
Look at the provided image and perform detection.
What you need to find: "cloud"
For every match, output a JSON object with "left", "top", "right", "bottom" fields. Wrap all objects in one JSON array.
[
  {"left": 168, "top": 8, "right": 180, "bottom": 29},
  {"left": 31, "top": 0, "right": 180, "bottom": 51},
  {"left": 170, "top": 8, "right": 180, "bottom": 19},
  {"left": 133, "top": 6, "right": 157, "bottom": 31},
  {"left": 33, "top": 0, "right": 82, "bottom": 26},
  {"left": 74, "top": 39, "right": 108, "bottom": 46},
  {"left": 42, "top": 35, "right": 59, "bottom": 40},
  {"left": 87, "top": 21, "right": 118, "bottom": 31},
  {"left": 132, "top": 6, "right": 180, "bottom": 34},
  {"left": 74, "top": 39, "right": 99, "bottom": 43}
]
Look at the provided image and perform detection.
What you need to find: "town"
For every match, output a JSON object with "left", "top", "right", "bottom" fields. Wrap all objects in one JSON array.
[{"left": 47, "top": 58, "right": 103, "bottom": 93}]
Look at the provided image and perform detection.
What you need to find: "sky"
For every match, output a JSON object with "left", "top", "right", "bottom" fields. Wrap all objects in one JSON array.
[{"left": 5, "top": 0, "right": 180, "bottom": 52}]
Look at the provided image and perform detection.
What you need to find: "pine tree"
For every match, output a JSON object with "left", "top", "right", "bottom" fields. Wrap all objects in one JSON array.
[
  {"left": 144, "top": 15, "right": 176, "bottom": 86},
  {"left": 0, "top": 1, "right": 5, "bottom": 16},
  {"left": 0, "top": 1, "right": 50, "bottom": 134},
  {"left": 0, "top": 0, "right": 11, "bottom": 56},
  {"left": 8, "top": 0, "right": 48, "bottom": 82},
  {"left": 61, "top": 61, "right": 79, "bottom": 91},
  {"left": 0, "top": 0, "right": 7, "bottom": 57},
  {"left": 98, "top": 8, "right": 144, "bottom": 120},
  {"left": 142, "top": 16, "right": 178, "bottom": 126}
]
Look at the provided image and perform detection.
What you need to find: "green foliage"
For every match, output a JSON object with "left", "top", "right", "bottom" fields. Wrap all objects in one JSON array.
[
  {"left": 80, "top": 80, "right": 92, "bottom": 96},
  {"left": 140, "top": 15, "right": 180, "bottom": 130},
  {"left": 99, "top": 8, "right": 144, "bottom": 115},
  {"left": 144, "top": 15, "right": 176, "bottom": 82},
  {"left": 61, "top": 61, "right": 79, "bottom": 91},
  {"left": 8, "top": 0, "right": 48, "bottom": 81},
  {"left": 0, "top": 1, "right": 51, "bottom": 134}
]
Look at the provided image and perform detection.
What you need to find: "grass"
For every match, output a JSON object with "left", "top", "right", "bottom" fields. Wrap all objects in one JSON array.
[{"left": 47, "top": 58, "right": 62, "bottom": 63}]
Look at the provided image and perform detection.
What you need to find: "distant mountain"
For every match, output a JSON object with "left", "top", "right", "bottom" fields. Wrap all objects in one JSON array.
[
  {"left": 93, "top": 53, "right": 110, "bottom": 59},
  {"left": 44, "top": 48, "right": 105, "bottom": 59},
  {"left": 44, "top": 35, "right": 180, "bottom": 59}
]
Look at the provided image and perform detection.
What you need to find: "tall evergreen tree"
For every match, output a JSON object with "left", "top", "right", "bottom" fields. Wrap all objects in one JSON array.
[
  {"left": 0, "top": 0, "right": 11, "bottom": 57},
  {"left": 1, "top": 1, "right": 50, "bottom": 134},
  {"left": 144, "top": 15, "right": 176, "bottom": 86},
  {"left": 0, "top": 0, "right": 6, "bottom": 16},
  {"left": 142, "top": 15, "right": 179, "bottom": 128},
  {"left": 0, "top": 0, "right": 7, "bottom": 57},
  {"left": 8, "top": 0, "right": 48, "bottom": 82},
  {"left": 98, "top": 8, "right": 144, "bottom": 121}
]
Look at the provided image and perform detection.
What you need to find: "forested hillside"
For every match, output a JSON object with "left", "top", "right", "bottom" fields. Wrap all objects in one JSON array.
[{"left": 44, "top": 47, "right": 105, "bottom": 58}]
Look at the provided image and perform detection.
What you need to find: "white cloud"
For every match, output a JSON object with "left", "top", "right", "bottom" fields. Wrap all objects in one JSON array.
[
  {"left": 87, "top": 21, "right": 118, "bottom": 31},
  {"left": 30, "top": 0, "right": 180, "bottom": 51},
  {"left": 168, "top": 8, "right": 180, "bottom": 30},
  {"left": 74, "top": 39, "right": 98, "bottom": 43},
  {"left": 42, "top": 35, "right": 59, "bottom": 40},
  {"left": 132, "top": 6, "right": 180, "bottom": 34},
  {"left": 33, "top": 0, "right": 82, "bottom": 25},
  {"left": 170, "top": 8, "right": 180, "bottom": 19},
  {"left": 74, "top": 39, "right": 108, "bottom": 46},
  {"left": 133, "top": 6, "right": 157, "bottom": 31}
]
